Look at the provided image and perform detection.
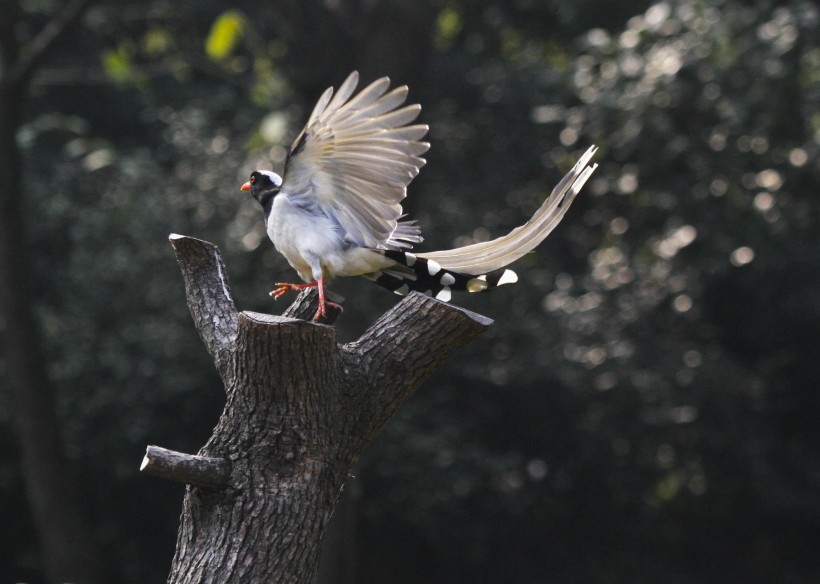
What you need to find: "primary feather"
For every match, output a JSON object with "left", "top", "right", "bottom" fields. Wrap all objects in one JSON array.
[{"left": 282, "top": 71, "right": 429, "bottom": 249}]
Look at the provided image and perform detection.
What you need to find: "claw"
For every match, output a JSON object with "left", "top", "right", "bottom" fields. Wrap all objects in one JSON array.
[
  {"left": 269, "top": 281, "right": 317, "bottom": 300},
  {"left": 312, "top": 276, "right": 343, "bottom": 322},
  {"left": 267, "top": 278, "right": 340, "bottom": 322},
  {"left": 312, "top": 299, "right": 342, "bottom": 321}
]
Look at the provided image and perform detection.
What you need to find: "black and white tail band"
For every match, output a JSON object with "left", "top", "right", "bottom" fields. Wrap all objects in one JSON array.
[{"left": 369, "top": 249, "right": 518, "bottom": 301}]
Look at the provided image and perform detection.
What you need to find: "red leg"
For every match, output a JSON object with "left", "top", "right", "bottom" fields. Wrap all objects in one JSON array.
[
  {"left": 268, "top": 279, "right": 339, "bottom": 321},
  {"left": 313, "top": 277, "right": 342, "bottom": 321},
  {"left": 314, "top": 277, "right": 328, "bottom": 320},
  {"left": 269, "top": 281, "right": 317, "bottom": 300}
]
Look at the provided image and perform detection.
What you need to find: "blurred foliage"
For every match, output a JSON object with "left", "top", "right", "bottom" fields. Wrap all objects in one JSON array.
[
  {"left": 205, "top": 10, "right": 246, "bottom": 62},
  {"left": 1, "top": 0, "right": 819, "bottom": 582}
]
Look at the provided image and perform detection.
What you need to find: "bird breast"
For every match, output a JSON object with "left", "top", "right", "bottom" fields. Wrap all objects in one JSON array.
[{"left": 267, "top": 194, "right": 391, "bottom": 282}]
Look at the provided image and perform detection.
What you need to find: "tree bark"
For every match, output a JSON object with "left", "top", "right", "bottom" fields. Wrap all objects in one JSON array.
[
  {"left": 150, "top": 235, "right": 492, "bottom": 584},
  {"left": 0, "top": 1, "right": 103, "bottom": 582},
  {"left": 141, "top": 445, "right": 233, "bottom": 490}
]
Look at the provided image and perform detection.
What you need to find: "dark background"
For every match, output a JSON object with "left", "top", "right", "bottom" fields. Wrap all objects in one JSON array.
[{"left": 1, "top": 0, "right": 819, "bottom": 582}]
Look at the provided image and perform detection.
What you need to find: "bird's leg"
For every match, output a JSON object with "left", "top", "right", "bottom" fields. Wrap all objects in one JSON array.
[
  {"left": 269, "top": 281, "right": 317, "bottom": 300},
  {"left": 269, "top": 280, "right": 341, "bottom": 321},
  {"left": 314, "top": 277, "right": 342, "bottom": 321}
]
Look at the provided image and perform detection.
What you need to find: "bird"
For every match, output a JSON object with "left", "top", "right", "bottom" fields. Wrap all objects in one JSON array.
[{"left": 241, "top": 71, "right": 598, "bottom": 321}]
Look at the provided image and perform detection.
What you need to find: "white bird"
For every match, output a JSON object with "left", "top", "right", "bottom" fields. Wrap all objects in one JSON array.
[{"left": 242, "top": 71, "right": 598, "bottom": 321}]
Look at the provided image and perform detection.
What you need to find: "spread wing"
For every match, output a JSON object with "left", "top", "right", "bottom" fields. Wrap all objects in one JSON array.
[{"left": 281, "top": 71, "right": 429, "bottom": 248}]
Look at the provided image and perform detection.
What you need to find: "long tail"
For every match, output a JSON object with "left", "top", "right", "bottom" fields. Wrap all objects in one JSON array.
[
  {"left": 367, "top": 145, "right": 598, "bottom": 299},
  {"left": 420, "top": 145, "right": 598, "bottom": 274}
]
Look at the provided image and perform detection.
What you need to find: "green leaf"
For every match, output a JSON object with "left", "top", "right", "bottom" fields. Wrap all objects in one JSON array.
[
  {"left": 141, "top": 27, "right": 174, "bottom": 57},
  {"left": 434, "top": 6, "right": 462, "bottom": 51},
  {"left": 101, "top": 46, "right": 133, "bottom": 84},
  {"left": 205, "top": 10, "right": 245, "bottom": 62}
]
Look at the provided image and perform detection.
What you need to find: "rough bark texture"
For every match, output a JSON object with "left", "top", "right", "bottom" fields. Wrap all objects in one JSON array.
[
  {"left": 141, "top": 445, "right": 232, "bottom": 490},
  {"left": 154, "top": 235, "right": 492, "bottom": 584}
]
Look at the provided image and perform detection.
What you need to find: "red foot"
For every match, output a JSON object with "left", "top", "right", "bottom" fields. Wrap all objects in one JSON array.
[
  {"left": 269, "top": 281, "right": 317, "bottom": 300},
  {"left": 269, "top": 278, "right": 342, "bottom": 322},
  {"left": 314, "top": 276, "right": 341, "bottom": 322},
  {"left": 312, "top": 298, "right": 342, "bottom": 321}
]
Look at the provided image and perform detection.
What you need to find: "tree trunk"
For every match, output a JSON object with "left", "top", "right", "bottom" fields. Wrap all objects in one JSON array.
[
  {"left": 0, "top": 1, "right": 103, "bottom": 582},
  {"left": 144, "top": 235, "right": 492, "bottom": 583}
]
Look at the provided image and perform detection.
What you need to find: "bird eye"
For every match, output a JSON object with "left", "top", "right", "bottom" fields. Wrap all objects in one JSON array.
[{"left": 250, "top": 175, "right": 256, "bottom": 184}]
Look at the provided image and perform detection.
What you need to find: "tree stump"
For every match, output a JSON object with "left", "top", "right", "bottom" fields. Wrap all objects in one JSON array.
[{"left": 142, "top": 234, "right": 493, "bottom": 584}]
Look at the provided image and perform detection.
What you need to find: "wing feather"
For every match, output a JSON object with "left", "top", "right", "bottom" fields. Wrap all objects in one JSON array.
[
  {"left": 321, "top": 71, "right": 360, "bottom": 118},
  {"left": 305, "top": 85, "right": 335, "bottom": 128},
  {"left": 327, "top": 76, "right": 390, "bottom": 118},
  {"left": 282, "top": 71, "right": 428, "bottom": 248}
]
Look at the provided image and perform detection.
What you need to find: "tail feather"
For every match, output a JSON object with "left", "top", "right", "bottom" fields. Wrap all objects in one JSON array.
[
  {"left": 385, "top": 218, "right": 423, "bottom": 249},
  {"left": 365, "top": 145, "right": 598, "bottom": 301},
  {"left": 417, "top": 145, "right": 598, "bottom": 275},
  {"left": 366, "top": 249, "right": 518, "bottom": 300}
]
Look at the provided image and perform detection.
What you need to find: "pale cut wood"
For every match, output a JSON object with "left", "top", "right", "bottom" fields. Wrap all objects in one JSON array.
[{"left": 140, "top": 445, "right": 231, "bottom": 490}]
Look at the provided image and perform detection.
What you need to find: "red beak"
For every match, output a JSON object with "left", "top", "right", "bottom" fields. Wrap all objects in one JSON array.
[{"left": 240, "top": 182, "right": 251, "bottom": 191}]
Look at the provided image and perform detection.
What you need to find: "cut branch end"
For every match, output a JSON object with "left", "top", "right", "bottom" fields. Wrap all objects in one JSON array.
[{"left": 140, "top": 445, "right": 231, "bottom": 491}]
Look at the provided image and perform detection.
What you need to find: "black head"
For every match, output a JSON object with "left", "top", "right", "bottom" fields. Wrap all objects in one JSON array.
[{"left": 241, "top": 170, "right": 283, "bottom": 208}]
